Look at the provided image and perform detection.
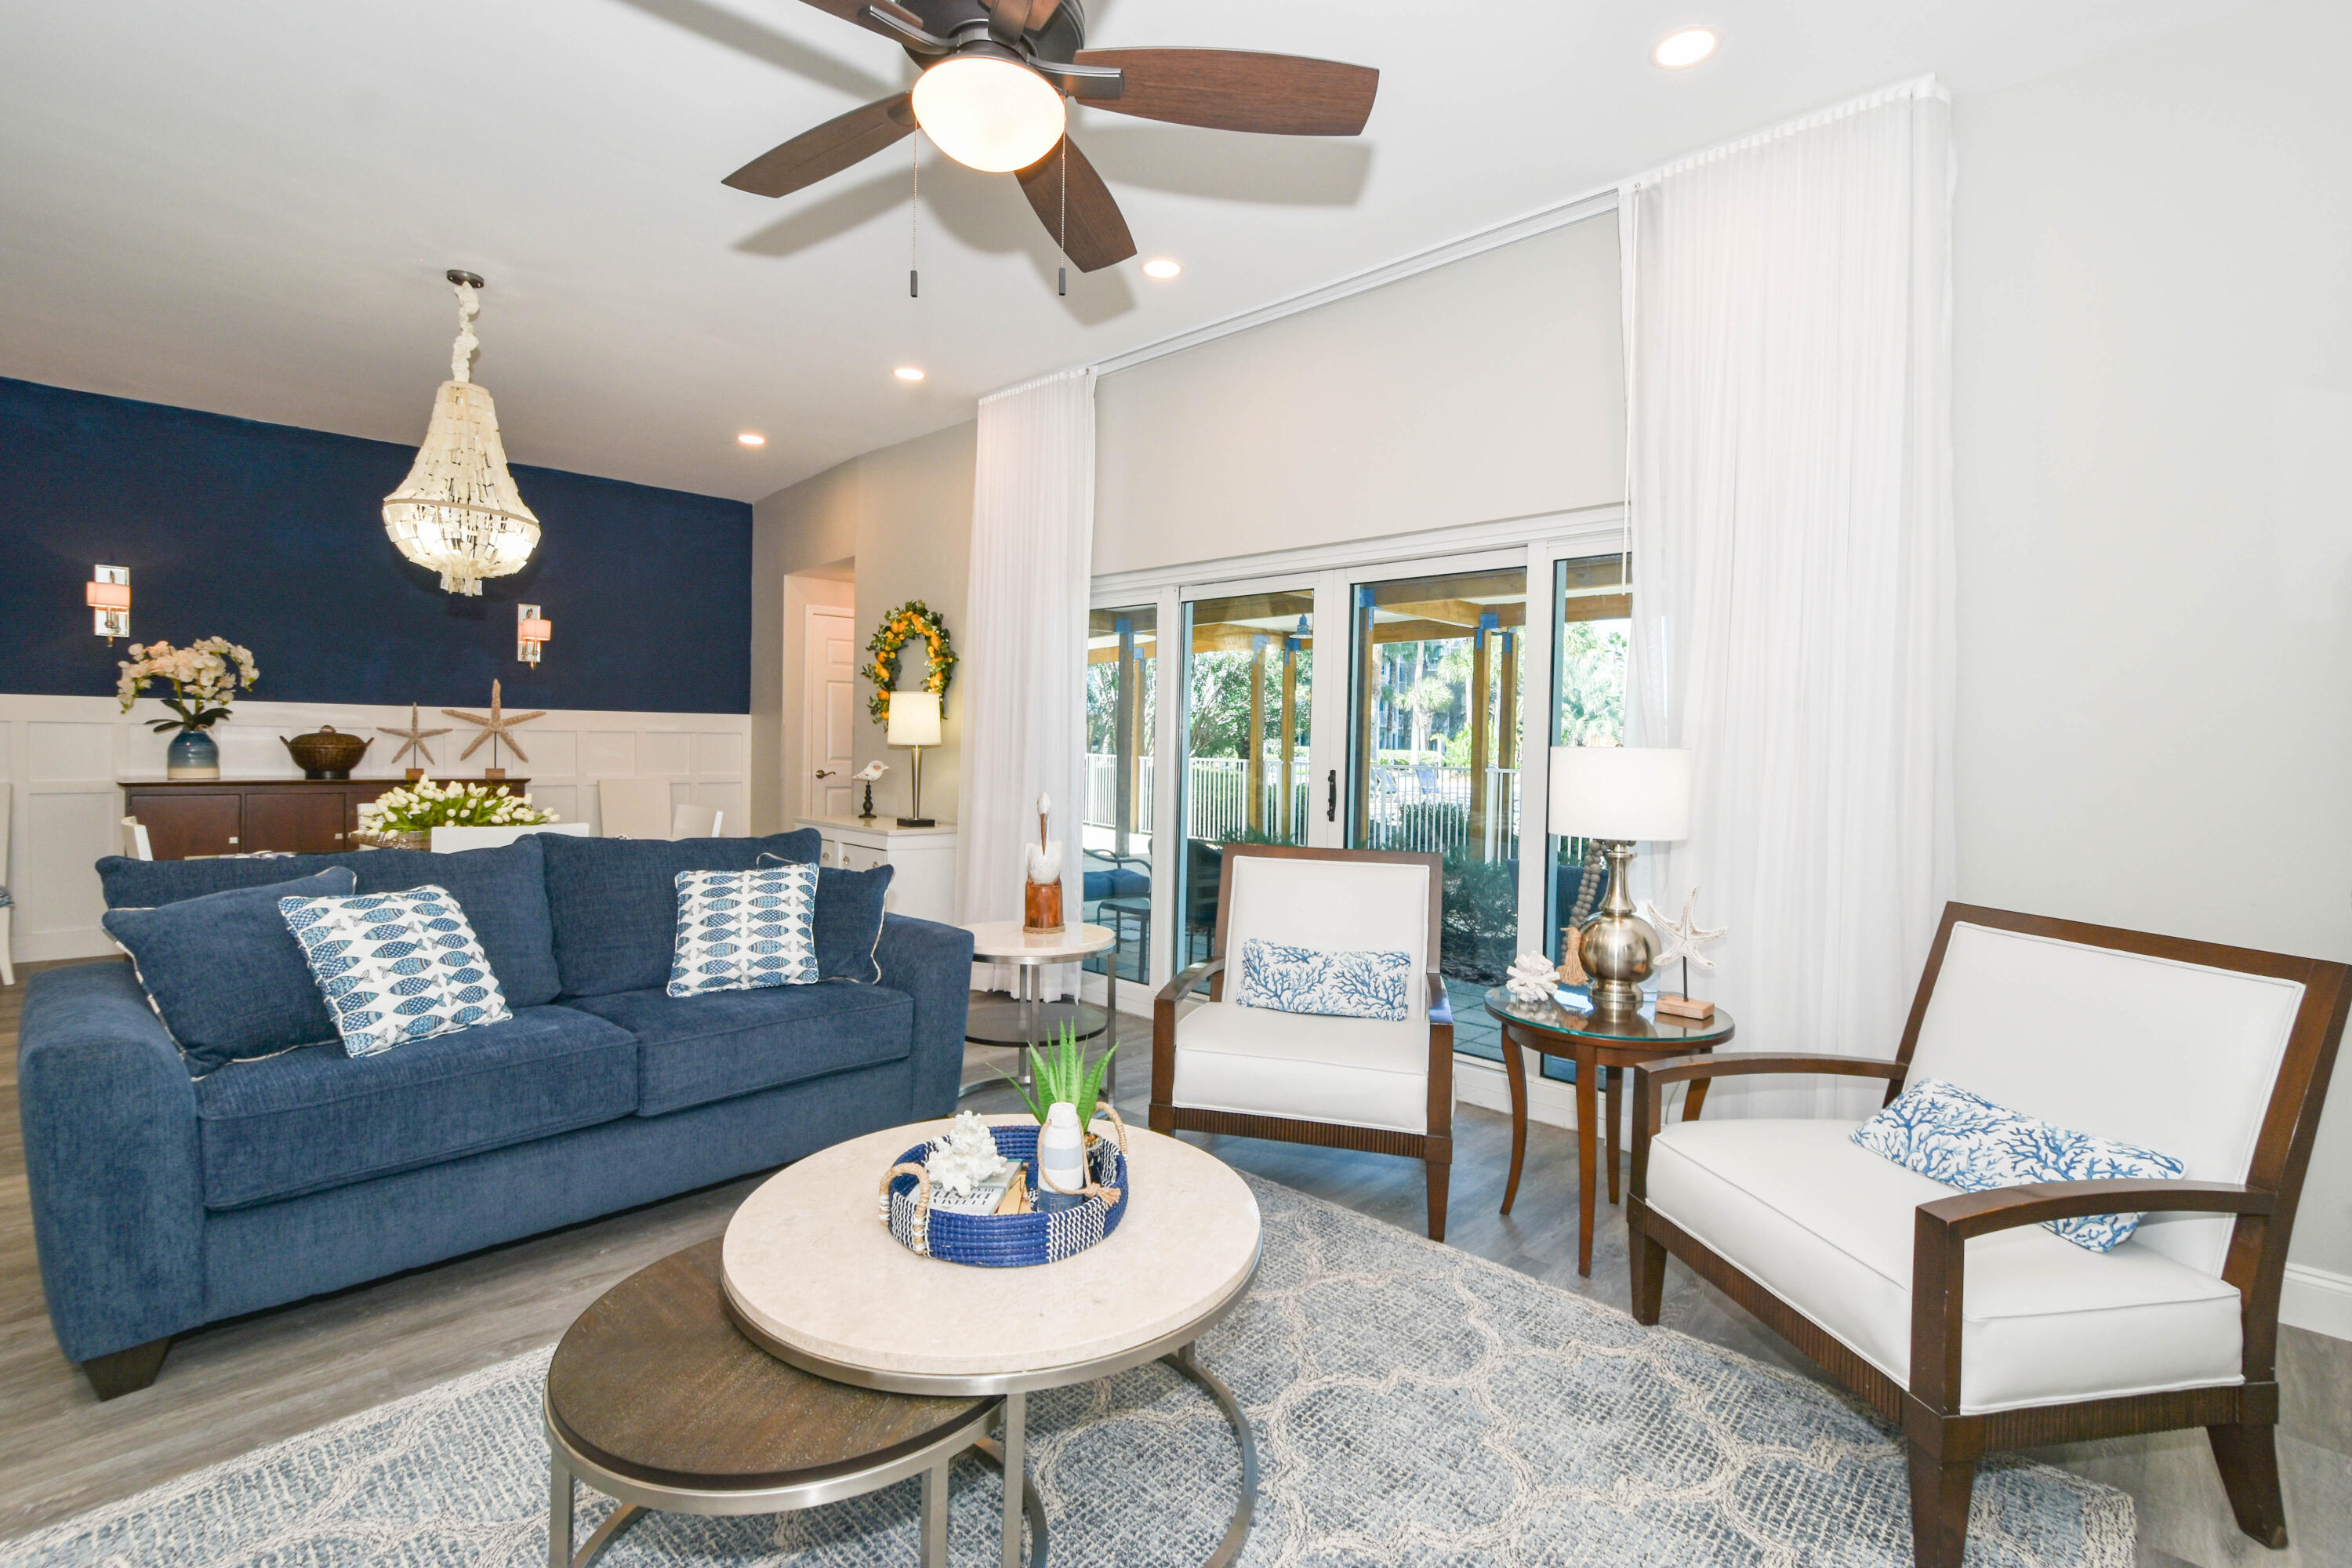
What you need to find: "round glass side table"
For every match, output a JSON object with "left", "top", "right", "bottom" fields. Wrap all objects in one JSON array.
[{"left": 1483, "top": 986, "right": 1736, "bottom": 1276}]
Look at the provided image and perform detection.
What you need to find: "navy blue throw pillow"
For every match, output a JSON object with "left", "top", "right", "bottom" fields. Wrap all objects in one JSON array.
[
  {"left": 761, "top": 853, "right": 894, "bottom": 982},
  {"left": 541, "top": 829, "right": 823, "bottom": 998},
  {"left": 96, "top": 838, "right": 561, "bottom": 1007},
  {"left": 101, "top": 869, "right": 360, "bottom": 1076}
]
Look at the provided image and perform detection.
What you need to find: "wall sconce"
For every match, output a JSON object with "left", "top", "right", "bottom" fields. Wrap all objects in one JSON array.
[
  {"left": 87, "top": 565, "right": 130, "bottom": 642},
  {"left": 517, "top": 603, "right": 552, "bottom": 665}
]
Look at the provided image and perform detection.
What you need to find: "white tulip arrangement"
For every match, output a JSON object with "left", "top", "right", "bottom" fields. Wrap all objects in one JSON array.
[{"left": 356, "top": 778, "right": 558, "bottom": 838}]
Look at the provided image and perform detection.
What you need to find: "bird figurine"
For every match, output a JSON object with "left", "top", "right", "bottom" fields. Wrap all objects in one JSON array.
[{"left": 1023, "top": 792, "right": 1065, "bottom": 935}]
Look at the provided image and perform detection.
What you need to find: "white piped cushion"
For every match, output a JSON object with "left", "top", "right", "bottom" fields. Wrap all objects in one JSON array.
[
  {"left": 1646, "top": 1118, "right": 2243, "bottom": 1414},
  {"left": 1171, "top": 1000, "right": 1438, "bottom": 1135},
  {"left": 1911, "top": 924, "right": 2300, "bottom": 1276}
]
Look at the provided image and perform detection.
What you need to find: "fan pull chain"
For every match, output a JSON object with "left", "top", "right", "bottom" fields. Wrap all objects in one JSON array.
[
  {"left": 909, "top": 130, "right": 920, "bottom": 299},
  {"left": 1058, "top": 136, "right": 1069, "bottom": 296}
]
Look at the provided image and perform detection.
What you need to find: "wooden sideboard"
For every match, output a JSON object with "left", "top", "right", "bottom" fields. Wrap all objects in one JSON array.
[{"left": 122, "top": 779, "right": 529, "bottom": 859}]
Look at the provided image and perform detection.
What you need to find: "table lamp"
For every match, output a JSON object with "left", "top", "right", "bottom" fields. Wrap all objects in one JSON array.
[
  {"left": 1548, "top": 746, "right": 1691, "bottom": 1015},
  {"left": 886, "top": 690, "right": 942, "bottom": 827}
]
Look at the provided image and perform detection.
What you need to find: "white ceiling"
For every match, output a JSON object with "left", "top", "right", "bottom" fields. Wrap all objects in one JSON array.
[{"left": 0, "top": 0, "right": 2259, "bottom": 503}]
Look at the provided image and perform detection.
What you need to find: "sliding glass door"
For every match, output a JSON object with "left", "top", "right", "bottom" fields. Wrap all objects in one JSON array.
[
  {"left": 1081, "top": 606, "right": 1156, "bottom": 984},
  {"left": 1085, "top": 524, "right": 1632, "bottom": 1031},
  {"left": 1344, "top": 564, "right": 1528, "bottom": 1054},
  {"left": 1171, "top": 585, "right": 1317, "bottom": 967}
]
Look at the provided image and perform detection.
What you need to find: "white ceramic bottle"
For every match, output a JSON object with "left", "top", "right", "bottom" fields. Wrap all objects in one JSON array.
[{"left": 1037, "top": 1102, "right": 1087, "bottom": 1195}]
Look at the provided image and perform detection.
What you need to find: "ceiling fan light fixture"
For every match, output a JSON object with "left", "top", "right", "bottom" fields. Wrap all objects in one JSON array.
[
  {"left": 911, "top": 54, "right": 1068, "bottom": 172},
  {"left": 1652, "top": 27, "right": 1719, "bottom": 69}
]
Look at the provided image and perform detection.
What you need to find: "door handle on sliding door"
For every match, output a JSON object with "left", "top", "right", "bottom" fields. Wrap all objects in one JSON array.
[{"left": 1327, "top": 769, "right": 1337, "bottom": 822}]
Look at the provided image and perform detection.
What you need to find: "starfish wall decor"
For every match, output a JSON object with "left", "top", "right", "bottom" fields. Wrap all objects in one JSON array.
[
  {"left": 377, "top": 702, "right": 452, "bottom": 773},
  {"left": 444, "top": 679, "right": 546, "bottom": 775}
]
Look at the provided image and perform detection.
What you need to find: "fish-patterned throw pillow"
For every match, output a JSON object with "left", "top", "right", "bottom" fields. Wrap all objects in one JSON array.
[
  {"left": 278, "top": 884, "right": 510, "bottom": 1058},
  {"left": 667, "top": 866, "right": 820, "bottom": 997},
  {"left": 1234, "top": 938, "right": 1414, "bottom": 1022},
  {"left": 1852, "top": 1078, "right": 2185, "bottom": 1252}
]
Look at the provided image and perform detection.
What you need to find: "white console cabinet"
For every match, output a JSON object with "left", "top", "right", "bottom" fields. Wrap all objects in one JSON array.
[{"left": 796, "top": 815, "right": 959, "bottom": 925}]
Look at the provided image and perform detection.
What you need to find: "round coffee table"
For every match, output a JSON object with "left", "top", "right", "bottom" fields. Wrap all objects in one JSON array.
[
  {"left": 722, "top": 1116, "right": 1263, "bottom": 1568},
  {"left": 544, "top": 1240, "right": 1033, "bottom": 1568}
]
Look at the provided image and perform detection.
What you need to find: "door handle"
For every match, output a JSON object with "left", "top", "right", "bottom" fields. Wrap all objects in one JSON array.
[
  {"left": 1326, "top": 770, "right": 1337, "bottom": 822},
  {"left": 815, "top": 769, "right": 835, "bottom": 779}
]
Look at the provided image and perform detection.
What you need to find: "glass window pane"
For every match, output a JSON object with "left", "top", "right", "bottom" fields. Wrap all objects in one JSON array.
[
  {"left": 1540, "top": 554, "right": 1632, "bottom": 1083},
  {"left": 1345, "top": 565, "right": 1527, "bottom": 1062},
  {"left": 1082, "top": 605, "right": 1156, "bottom": 983},
  {"left": 1174, "top": 590, "right": 1314, "bottom": 971}
]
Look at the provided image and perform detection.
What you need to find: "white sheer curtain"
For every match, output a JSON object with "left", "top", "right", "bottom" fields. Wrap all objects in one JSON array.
[
  {"left": 1623, "top": 80, "right": 1955, "bottom": 1117},
  {"left": 956, "top": 367, "right": 1096, "bottom": 996}
]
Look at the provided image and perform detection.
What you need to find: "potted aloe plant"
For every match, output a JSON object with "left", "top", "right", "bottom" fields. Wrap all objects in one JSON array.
[{"left": 999, "top": 1023, "right": 1118, "bottom": 1194}]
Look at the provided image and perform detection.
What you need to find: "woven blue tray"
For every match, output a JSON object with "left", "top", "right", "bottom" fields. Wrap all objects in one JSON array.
[{"left": 880, "top": 1112, "right": 1129, "bottom": 1267}]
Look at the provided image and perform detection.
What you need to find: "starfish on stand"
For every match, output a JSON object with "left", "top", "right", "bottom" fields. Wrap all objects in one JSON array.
[
  {"left": 1642, "top": 887, "right": 1726, "bottom": 1019},
  {"left": 443, "top": 680, "right": 546, "bottom": 778},
  {"left": 377, "top": 702, "right": 452, "bottom": 776}
]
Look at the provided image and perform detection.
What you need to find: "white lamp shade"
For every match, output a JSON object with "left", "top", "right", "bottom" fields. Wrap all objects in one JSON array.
[
  {"left": 1548, "top": 746, "right": 1691, "bottom": 842},
  {"left": 886, "top": 689, "right": 942, "bottom": 746}
]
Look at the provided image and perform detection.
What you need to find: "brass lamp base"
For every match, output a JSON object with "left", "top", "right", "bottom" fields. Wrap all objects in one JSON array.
[{"left": 1576, "top": 839, "right": 1660, "bottom": 1016}]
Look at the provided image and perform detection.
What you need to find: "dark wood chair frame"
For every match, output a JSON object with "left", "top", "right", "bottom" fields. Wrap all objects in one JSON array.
[
  {"left": 1151, "top": 844, "right": 1454, "bottom": 1241},
  {"left": 1624, "top": 902, "right": 2350, "bottom": 1568}
]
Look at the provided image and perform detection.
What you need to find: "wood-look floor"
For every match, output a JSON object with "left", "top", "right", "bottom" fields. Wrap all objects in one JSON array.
[{"left": 2, "top": 961, "right": 2347, "bottom": 1566}]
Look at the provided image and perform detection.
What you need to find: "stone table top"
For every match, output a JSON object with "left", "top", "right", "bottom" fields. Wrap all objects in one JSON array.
[
  {"left": 961, "top": 921, "right": 1116, "bottom": 964},
  {"left": 722, "top": 1116, "right": 1261, "bottom": 1385}
]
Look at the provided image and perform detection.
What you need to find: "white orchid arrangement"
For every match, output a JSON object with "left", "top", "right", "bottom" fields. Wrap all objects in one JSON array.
[
  {"left": 356, "top": 778, "right": 558, "bottom": 834},
  {"left": 116, "top": 637, "right": 259, "bottom": 733}
]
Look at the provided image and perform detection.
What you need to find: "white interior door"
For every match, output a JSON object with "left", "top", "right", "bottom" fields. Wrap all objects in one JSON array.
[{"left": 804, "top": 606, "right": 857, "bottom": 819}]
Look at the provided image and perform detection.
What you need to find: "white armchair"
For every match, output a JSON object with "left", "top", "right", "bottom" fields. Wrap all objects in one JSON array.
[
  {"left": 1152, "top": 844, "right": 1453, "bottom": 1239},
  {"left": 1628, "top": 903, "right": 2349, "bottom": 1568}
]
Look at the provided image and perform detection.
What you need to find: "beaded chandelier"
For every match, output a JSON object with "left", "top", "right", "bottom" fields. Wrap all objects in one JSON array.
[{"left": 382, "top": 270, "right": 541, "bottom": 596}]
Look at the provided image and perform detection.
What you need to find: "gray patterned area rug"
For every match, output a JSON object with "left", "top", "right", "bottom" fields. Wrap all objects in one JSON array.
[{"left": 2, "top": 1176, "right": 2131, "bottom": 1567}]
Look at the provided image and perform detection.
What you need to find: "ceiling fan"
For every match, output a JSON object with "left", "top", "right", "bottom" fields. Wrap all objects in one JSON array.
[{"left": 722, "top": 0, "right": 1379, "bottom": 273}]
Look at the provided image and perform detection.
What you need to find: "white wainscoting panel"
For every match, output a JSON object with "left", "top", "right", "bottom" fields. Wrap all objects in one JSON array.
[{"left": 0, "top": 693, "right": 753, "bottom": 964}]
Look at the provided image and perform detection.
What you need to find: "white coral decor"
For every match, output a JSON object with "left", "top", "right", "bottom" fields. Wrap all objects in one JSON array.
[
  {"left": 927, "top": 1111, "right": 1015, "bottom": 1198},
  {"left": 355, "top": 777, "right": 558, "bottom": 835},
  {"left": 1505, "top": 950, "right": 1561, "bottom": 1004}
]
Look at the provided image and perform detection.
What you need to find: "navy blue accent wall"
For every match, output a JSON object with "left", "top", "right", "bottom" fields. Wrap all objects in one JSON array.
[{"left": 0, "top": 377, "right": 751, "bottom": 713}]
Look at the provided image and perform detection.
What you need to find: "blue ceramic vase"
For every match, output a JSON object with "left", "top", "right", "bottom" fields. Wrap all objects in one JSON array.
[{"left": 166, "top": 728, "right": 220, "bottom": 780}]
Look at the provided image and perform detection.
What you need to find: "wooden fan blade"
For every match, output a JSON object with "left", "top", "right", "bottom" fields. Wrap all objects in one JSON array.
[
  {"left": 1070, "top": 49, "right": 1377, "bottom": 136},
  {"left": 723, "top": 93, "right": 916, "bottom": 198},
  {"left": 1015, "top": 137, "right": 1136, "bottom": 273}
]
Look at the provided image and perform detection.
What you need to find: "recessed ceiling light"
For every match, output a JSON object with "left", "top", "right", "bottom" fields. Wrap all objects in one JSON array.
[
  {"left": 1142, "top": 258, "right": 1183, "bottom": 280},
  {"left": 894, "top": 366, "right": 927, "bottom": 383},
  {"left": 736, "top": 432, "right": 766, "bottom": 447},
  {"left": 1653, "top": 27, "right": 1718, "bottom": 69}
]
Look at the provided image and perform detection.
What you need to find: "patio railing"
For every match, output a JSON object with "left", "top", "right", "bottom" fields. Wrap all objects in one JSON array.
[{"left": 1083, "top": 753, "right": 1520, "bottom": 855}]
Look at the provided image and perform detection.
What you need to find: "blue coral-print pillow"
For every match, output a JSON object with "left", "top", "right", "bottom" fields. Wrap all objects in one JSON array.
[
  {"left": 1853, "top": 1078, "right": 2185, "bottom": 1252},
  {"left": 668, "top": 866, "right": 819, "bottom": 997},
  {"left": 1234, "top": 938, "right": 1413, "bottom": 1022},
  {"left": 278, "top": 884, "right": 510, "bottom": 1058}
]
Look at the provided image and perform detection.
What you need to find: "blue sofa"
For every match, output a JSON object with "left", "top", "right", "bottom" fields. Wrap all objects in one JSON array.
[{"left": 16, "top": 829, "right": 972, "bottom": 1398}]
